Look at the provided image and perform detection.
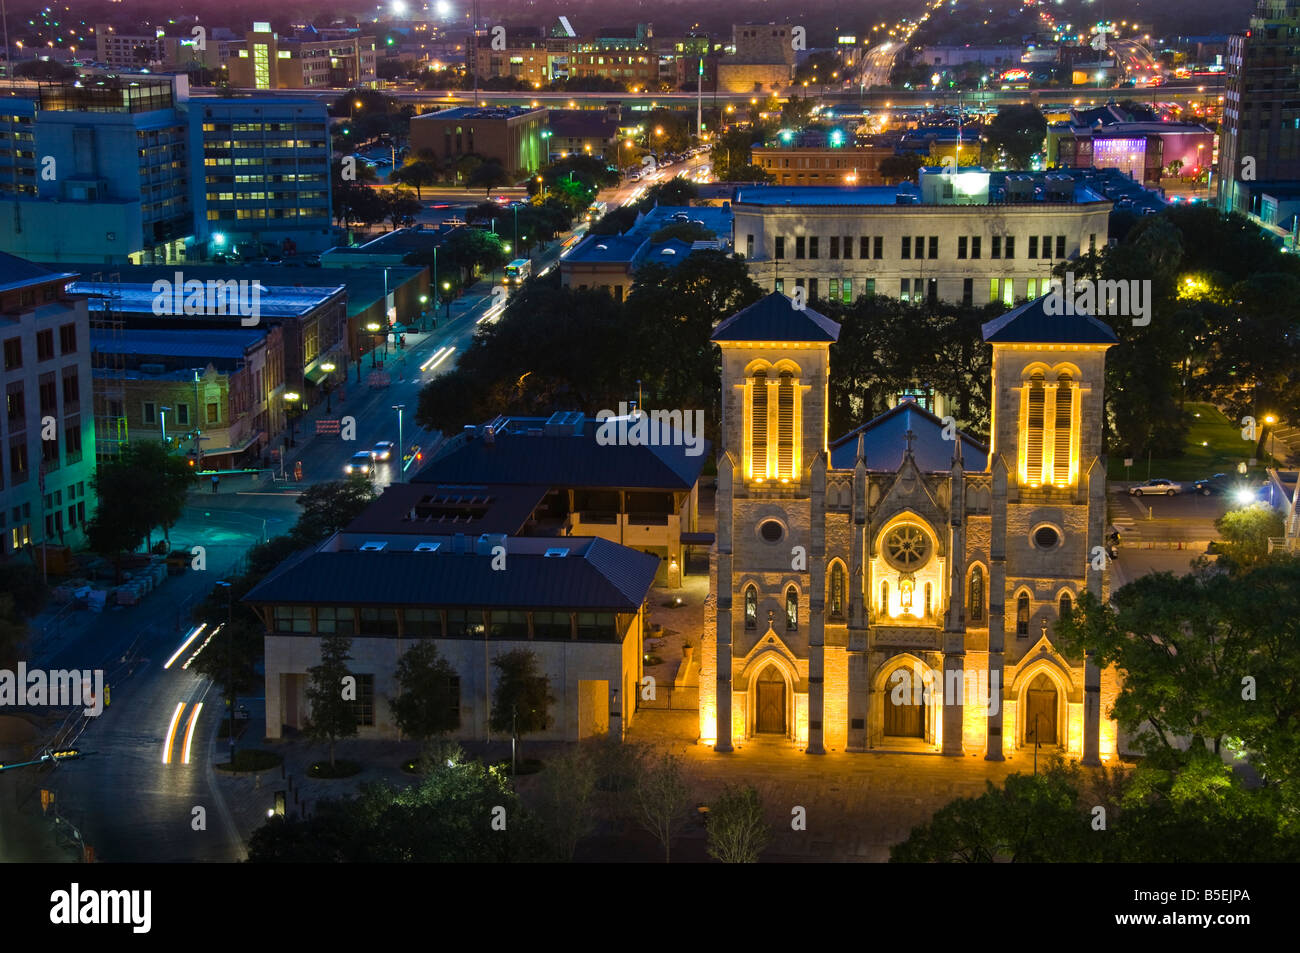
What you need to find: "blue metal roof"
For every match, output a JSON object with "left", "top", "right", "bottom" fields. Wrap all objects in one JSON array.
[
  {"left": 243, "top": 535, "right": 660, "bottom": 612},
  {"left": 711, "top": 291, "right": 840, "bottom": 344},
  {"left": 830, "top": 401, "right": 988, "bottom": 473},
  {"left": 982, "top": 294, "right": 1119, "bottom": 345}
]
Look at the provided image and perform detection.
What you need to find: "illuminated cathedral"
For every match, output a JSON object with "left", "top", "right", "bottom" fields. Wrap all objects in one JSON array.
[{"left": 700, "top": 292, "right": 1122, "bottom": 760}]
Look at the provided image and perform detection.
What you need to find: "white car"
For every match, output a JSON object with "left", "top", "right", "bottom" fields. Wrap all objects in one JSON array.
[
  {"left": 372, "top": 440, "right": 395, "bottom": 461},
  {"left": 1128, "top": 478, "right": 1181, "bottom": 497},
  {"left": 344, "top": 450, "right": 376, "bottom": 476}
]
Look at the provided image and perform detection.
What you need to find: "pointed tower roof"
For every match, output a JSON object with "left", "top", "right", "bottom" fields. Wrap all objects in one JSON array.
[
  {"left": 981, "top": 293, "right": 1119, "bottom": 346},
  {"left": 711, "top": 292, "right": 841, "bottom": 344}
]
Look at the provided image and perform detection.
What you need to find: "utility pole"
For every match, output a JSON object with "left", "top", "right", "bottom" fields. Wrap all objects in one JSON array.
[
  {"left": 216, "top": 581, "right": 235, "bottom": 766},
  {"left": 392, "top": 403, "right": 405, "bottom": 482}
]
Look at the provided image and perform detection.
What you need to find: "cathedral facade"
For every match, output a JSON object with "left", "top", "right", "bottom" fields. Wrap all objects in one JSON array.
[{"left": 700, "top": 292, "right": 1122, "bottom": 760}]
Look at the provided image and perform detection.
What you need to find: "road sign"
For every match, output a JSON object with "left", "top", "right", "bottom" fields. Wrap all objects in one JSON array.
[{"left": 41, "top": 789, "right": 54, "bottom": 812}]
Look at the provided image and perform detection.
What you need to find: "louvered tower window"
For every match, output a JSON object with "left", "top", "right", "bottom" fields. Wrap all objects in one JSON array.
[
  {"left": 751, "top": 370, "right": 768, "bottom": 478},
  {"left": 1052, "top": 372, "right": 1073, "bottom": 486},
  {"left": 1025, "top": 371, "right": 1046, "bottom": 485},
  {"left": 777, "top": 371, "right": 795, "bottom": 478}
]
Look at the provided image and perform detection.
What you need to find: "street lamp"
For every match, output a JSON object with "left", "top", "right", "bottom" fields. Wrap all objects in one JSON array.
[
  {"left": 392, "top": 404, "right": 405, "bottom": 482},
  {"left": 366, "top": 322, "right": 381, "bottom": 367},
  {"left": 441, "top": 281, "right": 452, "bottom": 321},
  {"left": 320, "top": 362, "right": 336, "bottom": 413},
  {"left": 283, "top": 391, "right": 301, "bottom": 447},
  {"left": 214, "top": 580, "right": 236, "bottom": 767},
  {"left": 1264, "top": 414, "right": 1278, "bottom": 463}
]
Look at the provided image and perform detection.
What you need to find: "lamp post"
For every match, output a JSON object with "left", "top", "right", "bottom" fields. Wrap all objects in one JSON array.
[
  {"left": 392, "top": 403, "right": 405, "bottom": 482},
  {"left": 441, "top": 281, "right": 452, "bottom": 321},
  {"left": 215, "top": 580, "right": 235, "bottom": 767},
  {"left": 320, "top": 362, "right": 336, "bottom": 413},
  {"left": 283, "top": 391, "right": 301, "bottom": 447},
  {"left": 419, "top": 294, "right": 429, "bottom": 331},
  {"left": 365, "top": 322, "right": 381, "bottom": 367}
]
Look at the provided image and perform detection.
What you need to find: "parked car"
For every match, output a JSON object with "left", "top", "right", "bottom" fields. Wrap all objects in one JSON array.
[
  {"left": 1128, "top": 478, "right": 1182, "bottom": 496},
  {"left": 344, "top": 450, "right": 376, "bottom": 477},
  {"left": 1192, "top": 473, "right": 1231, "bottom": 496}
]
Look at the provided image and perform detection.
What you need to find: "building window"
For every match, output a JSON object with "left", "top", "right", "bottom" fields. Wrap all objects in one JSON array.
[
  {"left": 842, "top": 234, "right": 852, "bottom": 259},
  {"left": 1059, "top": 592, "right": 1073, "bottom": 621},
  {"left": 928, "top": 235, "right": 938, "bottom": 259},
  {"left": 809, "top": 236, "right": 819, "bottom": 259},
  {"left": 991, "top": 235, "right": 1002, "bottom": 259},
  {"left": 962, "top": 277, "right": 973, "bottom": 306},
  {"left": 829, "top": 236, "right": 839, "bottom": 259},
  {"left": 750, "top": 369, "right": 768, "bottom": 478},
  {"left": 874, "top": 236, "right": 883, "bottom": 259},
  {"left": 795, "top": 236, "right": 806, "bottom": 259},
  {"left": 532, "top": 610, "right": 571, "bottom": 639},
  {"left": 359, "top": 607, "right": 397, "bottom": 635},
  {"left": 774, "top": 236, "right": 785, "bottom": 259},
  {"left": 901, "top": 235, "right": 911, "bottom": 259},
  {"left": 143, "top": 402, "right": 157, "bottom": 425},
  {"left": 746, "top": 234, "right": 754, "bottom": 258},
  {"left": 207, "top": 402, "right": 220, "bottom": 424},
  {"left": 446, "top": 609, "right": 485, "bottom": 637},
  {"left": 785, "top": 586, "right": 798, "bottom": 630},
  {"left": 970, "top": 236, "right": 981, "bottom": 259},
  {"left": 880, "top": 580, "right": 889, "bottom": 616},
  {"left": 1028, "top": 235, "right": 1039, "bottom": 258},
  {"left": 1016, "top": 593, "right": 1030, "bottom": 636},
  {"left": 957, "top": 236, "right": 967, "bottom": 259},
  {"left": 1053, "top": 371, "right": 1074, "bottom": 486},
  {"left": 968, "top": 566, "right": 985, "bottom": 624},
  {"left": 829, "top": 563, "right": 845, "bottom": 620},
  {"left": 351, "top": 674, "right": 375, "bottom": 726},
  {"left": 744, "top": 585, "right": 758, "bottom": 629},
  {"left": 36, "top": 330, "right": 54, "bottom": 362},
  {"left": 859, "top": 235, "right": 870, "bottom": 259},
  {"left": 273, "top": 606, "right": 312, "bottom": 633},
  {"left": 577, "top": 612, "right": 616, "bottom": 640},
  {"left": 3, "top": 338, "right": 20, "bottom": 371},
  {"left": 318, "top": 607, "right": 356, "bottom": 635},
  {"left": 1024, "top": 370, "right": 1046, "bottom": 484},
  {"left": 776, "top": 371, "right": 795, "bottom": 478},
  {"left": 1005, "top": 236, "right": 1015, "bottom": 259},
  {"left": 1056, "top": 235, "right": 1066, "bottom": 258},
  {"left": 59, "top": 323, "right": 76, "bottom": 353}
]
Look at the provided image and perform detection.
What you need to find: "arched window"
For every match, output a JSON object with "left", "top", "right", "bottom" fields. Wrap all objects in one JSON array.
[
  {"left": 1052, "top": 372, "right": 1074, "bottom": 486},
  {"left": 924, "top": 581, "right": 932, "bottom": 618},
  {"left": 828, "top": 562, "right": 845, "bottom": 620},
  {"left": 744, "top": 585, "right": 757, "bottom": 630},
  {"left": 785, "top": 586, "right": 798, "bottom": 630},
  {"left": 1016, "top": 592, "right": 1030, "bottom": 636},
  {"left": 777, "top": 370, "right": 795, "bottom": 478},
  {"left": 1059, "top": 592, "right": 1073, "bottom": 621},
  {"left": 880, "top": 580, "right": 889, "bottom": 617},
  {"left": 900, "top": 578, "right": 914, "bottom": 613},
  {"left": 968, "top": 566, "right": 985, "bottom": 624},
  {"left": 751, "top": 370, "right": 768, "bottom": 478},
  {"left": 1024, "top": 371, "right": 1045, "bottom": 485}
]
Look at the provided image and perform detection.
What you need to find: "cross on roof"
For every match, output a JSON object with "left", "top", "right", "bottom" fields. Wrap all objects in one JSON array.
[{"left": 903, "top": 429, "right": 916, "bottom": 456}]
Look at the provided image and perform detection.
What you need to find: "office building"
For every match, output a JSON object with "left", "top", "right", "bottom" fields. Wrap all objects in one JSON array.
[
  {"left": 227, "top": 23, "right": 378, "bottom": 90},
  {"left": 0, "top": 254, "right": 95, "bottom": 560},
  {"left": 408, "top": 106, "right": 546, "bottom": 178}
]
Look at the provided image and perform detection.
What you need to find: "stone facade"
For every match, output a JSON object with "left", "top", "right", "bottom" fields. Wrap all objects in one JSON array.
[{"left": 700, "top": 297, "right": 1120, "bottom": 761}]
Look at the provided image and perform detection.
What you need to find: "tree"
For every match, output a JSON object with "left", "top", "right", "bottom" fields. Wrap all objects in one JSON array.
[
  {"left": 467, "top": 159, "right": 510, "bottom": 195},
  {"left": 305, "top": 635, "right": 360, "bottom": 769},
  {"left": 649, "top": 222, "right": 715, "bottom": 244},
  {"left": 333, "top": 182, "right": 386, "bottom": 228},
  {"left": 389, "top": 159, "right": 441, "bottom": 199},
  {"left": 290, "top": 478, "right": 377, "bottom": 547},
  {"left": 247, "top": 758, "right": 547, "bottom": 861},
  {"left": 645, "top": 175, "right": 698, "bottom": 206},
  {"left": 1056, "top": 563, "right": 1300, "bottom": 800},
  {"left": 984, "top": 105, "right": 1047, "bottom": 170},
  {"left": 488, "top": 649, "right": 553, "bottom": 764},
  {"left": 389, "top": 641, "right": 461, "bottom": 741},
  {"left": 892, "top": 761, "right": 1096, "bottom": 862},
  {"left": 0, "top": 562, "right": 49, "bottom": 620},
  {"left": 706, "top": 784, "right": 771, "bottom": 862},
  {"left": 1215, "top": 504, "right": 1286, "bottom": 571},
  {"left": 0, "top": 595, "right": 29, "bottom": 670},
  {"left": 532, "top": 744, "right": 600, "bottom": 860},
  {"left": 879, "top": 152, "right": 925, "bottom": 184},
  {"left": 635, "top": 750, "right": 693, "bottom": 862},
  {"left": 86, "top": 441, "right": 195, "bottom": 578},
  {"left": 381, "top": 188, "right": 423, "bottom": 229}
]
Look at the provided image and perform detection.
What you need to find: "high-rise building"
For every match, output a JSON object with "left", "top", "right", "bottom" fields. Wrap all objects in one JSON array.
[
  {"left": 189, "top": 99, "right": 334, "bottom": 257},
  {"left": 0, "top": 254, "right": 96, "bottom": 561},
  {"left": 227, "top": 23, "right": 377, "bottom": 90},
  {"left": 1219, "top": 0, "right": 1300, "bottom": 212}
]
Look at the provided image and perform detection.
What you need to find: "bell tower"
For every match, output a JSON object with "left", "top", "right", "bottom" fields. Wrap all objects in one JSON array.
[{"left": 702, "top": 293, "right": 840, "bottom": 753}]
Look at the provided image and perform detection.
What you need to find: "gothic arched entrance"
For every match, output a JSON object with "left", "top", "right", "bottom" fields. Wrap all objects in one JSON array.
[
  {"left": 883, "top": 682, "right": 926, "bottom": 738},
  {"left": 755, "top": 666, "right": 786, "bottom": 734},
  {"left": 1023, "top": 673, "right": 1058, "bottom": 746}
]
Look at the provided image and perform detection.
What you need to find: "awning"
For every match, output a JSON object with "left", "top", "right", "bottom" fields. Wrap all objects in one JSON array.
[{"left": 200, "top": 431, "right": 265, "bottom": 457}]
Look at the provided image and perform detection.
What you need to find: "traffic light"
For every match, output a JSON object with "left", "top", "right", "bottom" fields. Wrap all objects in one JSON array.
[{"left": 48, "top": 749, "right": 81, "bottom": 761}]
